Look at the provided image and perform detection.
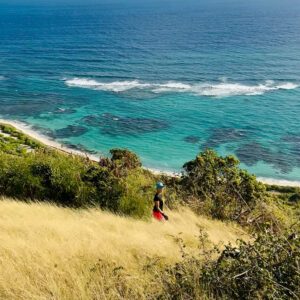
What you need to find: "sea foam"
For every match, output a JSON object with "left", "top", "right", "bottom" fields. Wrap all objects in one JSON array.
[
  {"left": 65, "top": 78, "right": 299, "bottom": 97},
  {"left": 65, "top": 78, "right": 151, "bottom": 92}
]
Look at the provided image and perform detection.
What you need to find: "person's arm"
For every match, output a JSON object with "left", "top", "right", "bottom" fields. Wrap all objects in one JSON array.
[
  {"left": 154, "top": 200, "right": 164, "bottom": 214},
  {"left": 155, "top": 200, "right": 169, "bottom": 220}
]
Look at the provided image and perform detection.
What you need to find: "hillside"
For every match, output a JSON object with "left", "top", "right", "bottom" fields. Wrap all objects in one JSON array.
[
  {"left": 0, "top": 123, "right": 299, "bottom": 299},
  {"left": 0, "top": 198, "right": 247, "bottom": 300}
]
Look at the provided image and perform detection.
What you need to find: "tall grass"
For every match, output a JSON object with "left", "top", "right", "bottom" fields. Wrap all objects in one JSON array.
[{"left": 0, "top": 198, "right": 247, "bottom": 300}]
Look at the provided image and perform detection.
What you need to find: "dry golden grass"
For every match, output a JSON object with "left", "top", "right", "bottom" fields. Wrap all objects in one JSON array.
[{"left": 0, "top": 198, "right": 248, "bottom": 300}]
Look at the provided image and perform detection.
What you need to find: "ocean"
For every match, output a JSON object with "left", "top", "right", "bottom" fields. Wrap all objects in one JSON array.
[{"left": 0, "top": 1, "right": 300, "bottom": 182}]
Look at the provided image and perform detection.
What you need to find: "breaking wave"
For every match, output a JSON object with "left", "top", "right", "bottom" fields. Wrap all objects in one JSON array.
[
  {"left": 65, "top": 78, "right": 299, "bottom": 97},
  {"left": 65, "top": 78, "right": 151, "bottom": 92}
]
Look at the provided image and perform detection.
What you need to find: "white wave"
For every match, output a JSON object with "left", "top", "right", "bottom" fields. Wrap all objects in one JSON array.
[
  {"left": 195, "top": 83, "right": 267, "bottom": 97},
  {"left": 193, "top": 81, "right": 299, "bottom": 97},
  {"left": 65, "top": 78, "right": 151, "bottom": 92},
  {"left": 0, "top": 76, "right": 6, "bottom": 81},
  {"left": 64, "top": 77, "right": 299, "bottom": 97},
  {"left": 152, "top": 82, "right": 192, "bottom": 93},
  {"left": 275, "top": 82, "right": 299, "bottom": 90}
]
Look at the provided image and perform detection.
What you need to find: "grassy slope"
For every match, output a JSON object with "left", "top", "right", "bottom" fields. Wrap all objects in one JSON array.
[{"left": 0, "top": 198, "right": 248, "bottom": 300}]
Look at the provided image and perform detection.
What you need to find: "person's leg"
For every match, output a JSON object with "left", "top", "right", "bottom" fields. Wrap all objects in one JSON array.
[{"left": 153, "top": 211, "right": 164, "bottom": 221}]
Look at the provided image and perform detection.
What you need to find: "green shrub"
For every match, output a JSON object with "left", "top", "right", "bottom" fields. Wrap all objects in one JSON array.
[
  {"left": 159, "top": 175, "right": 184, "bottom": 210},
  {"left": 82, "top": 164, "right": 125, "bottom": 210},
  {"left": 160, "top": 230, "right": 300, "bottom": 300},
  {"left": 110, "top": 148, "right": 142, "bottom": 170},
  {"left": 202, "top": 232, "right": 300, "bottom": 299},
  {"left": 289, "top": 193, "right": 300, "bottom": 203},
  {"left": 0, "top": 138, "right": 153, "bottom": 217},
  {"left": 0, "top": 152, "right": 45, "bottom": 199},
  {"left": 266, "top": 184, "right": 299, "bottom": 194},
  {"left": 180, "top": 150, "right": 265, "bottom": 222},
  {"left": 118, "top": 170, "right": 154, "bottom": 219},
  {"left": 248, "top": 195, "right": 300, "bottom": 233},
  {"left": 0, "top": 151, "right": 87, "bottom": 205}
]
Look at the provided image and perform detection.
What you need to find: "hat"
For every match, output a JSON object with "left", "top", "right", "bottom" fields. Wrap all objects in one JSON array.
[{"left": 156, "top": 182, "right": 165, "bottom": 189}]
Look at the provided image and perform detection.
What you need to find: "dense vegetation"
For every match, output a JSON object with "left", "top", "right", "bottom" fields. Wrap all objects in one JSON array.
[
  {"left": 160, "top": 230, "right": 300, "bottom": 300},
  {"left": 181, "top": 150, "right": 265, "bottom": 221},
  {"left": 0, "top": 123, "right": 299, "bottom": 299},
  {"left": 0, "top": 124, "right": 155, "bottom": 218}
]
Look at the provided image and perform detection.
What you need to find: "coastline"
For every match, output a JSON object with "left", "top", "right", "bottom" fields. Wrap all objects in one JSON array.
[
  {"left": 1, "top": 118, "right": 300, "bottom": 188},
  {"left": 0, "top": 119, "right": 100, "bottom": 162}
]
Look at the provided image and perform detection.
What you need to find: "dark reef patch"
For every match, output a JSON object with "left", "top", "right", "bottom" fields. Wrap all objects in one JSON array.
[
  {"left": 235, "top": 142, "right": 294, "bottom": 174},
  {"left": 63, "top": 142, "right": 98, "bottom": 155},
  {"left": 81, "top": 115, "right": 102, "bottom": 127},
  {"left": 290, "top": 145, "right": 300, "bottom": 157},
  {"left": 81, "top": 113, "right": 169, "bottom": 136},
  {"left": 183, "top": 136, "right": 201, "bottom": 144},
  {"left": 0, "top": 100, "right": 61, "bottom": 116},
  {"left": 280, "top": 133, "right": 300, "bottom": 167},
  {"left": 235, "top": 142, "right": 272, "bottom": 167},
  {"left": 0, "top": 91, "right": 86, "bottom": 117},
  {"left": 52, "top": 125, "right": 88, "bottom": 139},
  {"left": 0, "top": 94, "right": 65, "bottom": 117},
  {"left": 30, "top": 125, "right": 55, "bottom": 138},
  {"left": 290, "top": 146, "right": 300, "bottom": 166},
  {"left": 272, "top": 151, "right": 294, "bottom": 174},
  {"left": 281, "top": 134, "right": 300, "bottom": 144},
  {"left": 201, "top": 128, "right": 247, "bottom": 149}
]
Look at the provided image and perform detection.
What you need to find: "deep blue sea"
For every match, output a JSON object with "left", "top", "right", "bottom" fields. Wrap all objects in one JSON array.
[{"left": 1, "top": 1, "right": 300, "bottom": 181}]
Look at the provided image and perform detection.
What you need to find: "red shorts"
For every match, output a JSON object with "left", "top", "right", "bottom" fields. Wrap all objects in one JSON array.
[{"left": 153, "top": 211, "right": 164, "bottom": 221}]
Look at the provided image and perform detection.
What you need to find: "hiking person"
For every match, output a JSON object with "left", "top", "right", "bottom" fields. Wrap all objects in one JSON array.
[{"left": 153, "top": 182, "right": 169, "bottom": 221}]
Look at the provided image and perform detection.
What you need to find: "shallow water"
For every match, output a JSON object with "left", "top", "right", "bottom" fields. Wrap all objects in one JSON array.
[{"left": 0, "top": 1, "right": 300, "bottom": 181}]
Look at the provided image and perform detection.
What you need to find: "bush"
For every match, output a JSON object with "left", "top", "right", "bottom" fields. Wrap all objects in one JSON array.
[
  {"left": 266, "top": 184, "right": 298, "bottom": 194},
  {"left": 180, "top": 150, "right": 265, "bottom": 222},
  {"left": 0, "top": 151, "right": 88, "bottom": 206},
  {"left": 0, "top": 141, "right": 153, "bottom": 217},
  {"left": 0, "top": 152, "right": 45, "bottom": 199},
  {"left": 118, "top": 170, "right": 154, "bottom": 218},
  {"left": 82, "top": 164, "right": 125, "bottom": 210},
  {"left": 289, "top": 193, "right": 300, "bottom": 203},
  {"left": 110, "top": 149, "right": 142, "bottom": 170},
  {"left": 160, "top": 230, "right": 300, "bottom": 300},
  {"left": 202, "top": 232, "right": 300, "bottom": 299}
]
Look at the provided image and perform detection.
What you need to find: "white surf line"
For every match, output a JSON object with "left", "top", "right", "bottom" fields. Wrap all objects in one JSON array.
[
  {"left": 64, "top": 78, "right": 299, "bottom": 97},
  {"left": 1, "top": 119, "right": 300, "bottom": 188}
]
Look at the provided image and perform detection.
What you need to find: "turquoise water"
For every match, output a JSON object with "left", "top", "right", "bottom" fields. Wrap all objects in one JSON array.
[{"left": 0, "top": 1, "right": 300, "bottom": 180}]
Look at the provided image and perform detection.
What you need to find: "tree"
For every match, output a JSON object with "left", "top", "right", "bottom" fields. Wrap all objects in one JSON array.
[{"left": 181, "top": 150, "right": 265, "bottom": 221}]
